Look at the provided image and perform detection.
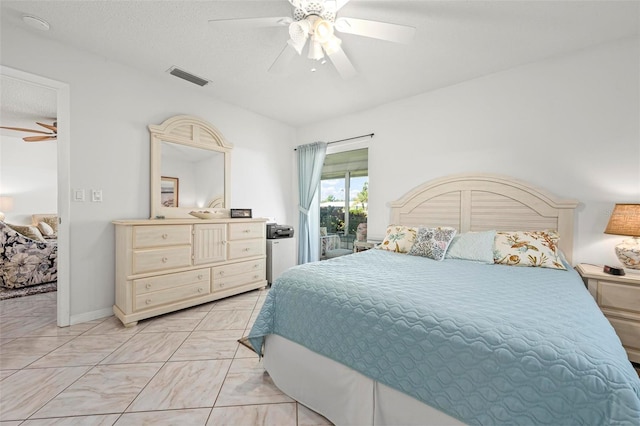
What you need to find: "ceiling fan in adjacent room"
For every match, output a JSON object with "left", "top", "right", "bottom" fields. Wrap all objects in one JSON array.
[
  {"left": 209, "top": 0, "right": 416, "bottom": 79},
  {"left": 0, "top": 121, "right": 57, "bottom": 142}
]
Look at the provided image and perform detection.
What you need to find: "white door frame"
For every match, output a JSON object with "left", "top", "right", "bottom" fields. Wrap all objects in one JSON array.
[{"left": 1, "top": 66, "right": 71, "bottom": 326}]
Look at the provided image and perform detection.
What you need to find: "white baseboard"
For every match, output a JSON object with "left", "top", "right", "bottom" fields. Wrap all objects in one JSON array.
[{"left": 70, "top": 307, "right": 113, "bottom": 325}]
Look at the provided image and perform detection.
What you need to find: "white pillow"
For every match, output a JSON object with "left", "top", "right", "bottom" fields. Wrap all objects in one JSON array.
[
  {"left": 445, "top": 230, "right": 496, "bottom": 263},
  {"left": 38, "top": 221, "right": 55, "bottom": 236}
]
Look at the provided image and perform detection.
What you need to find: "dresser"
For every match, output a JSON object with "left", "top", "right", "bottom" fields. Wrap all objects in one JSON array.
[
  {"left": 576, "top": 263, "right": 640, "bottom": 363},
  {"left": 113, "top": 218, "right": 267, "bottom": 326}
]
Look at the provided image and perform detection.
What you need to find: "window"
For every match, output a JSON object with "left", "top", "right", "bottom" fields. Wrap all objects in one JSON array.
[{"left": 320, "top": 148, "right": 368, "bottom": 254}]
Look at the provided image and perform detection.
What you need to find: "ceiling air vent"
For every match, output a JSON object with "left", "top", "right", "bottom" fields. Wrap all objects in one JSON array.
[{"left": 167, "top": 66, "right": 210, "bottom": 87}]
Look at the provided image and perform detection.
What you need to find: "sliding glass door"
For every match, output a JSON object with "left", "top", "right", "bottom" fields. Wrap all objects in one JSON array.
[{"left": 319, "top": 148, "right": 368, "bottom": 258}]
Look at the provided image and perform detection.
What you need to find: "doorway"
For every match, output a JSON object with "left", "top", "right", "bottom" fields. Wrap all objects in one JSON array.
[{"left": 0, "top": 66, "right": 71, "bottom": 326}]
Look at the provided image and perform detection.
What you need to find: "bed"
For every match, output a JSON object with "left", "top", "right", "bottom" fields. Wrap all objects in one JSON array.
[{"left": 246, "top": 174, "right": 640, "bottom": 425}]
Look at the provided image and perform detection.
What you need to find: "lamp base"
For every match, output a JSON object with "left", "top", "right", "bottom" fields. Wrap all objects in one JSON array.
[{"left": 615, "top": 237, "right": 640, "bottom": 270}]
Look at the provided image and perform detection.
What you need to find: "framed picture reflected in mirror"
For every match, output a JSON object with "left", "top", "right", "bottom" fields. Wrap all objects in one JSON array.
[{"left": 161, "top": 176, "right": 179, "bottom": 207}]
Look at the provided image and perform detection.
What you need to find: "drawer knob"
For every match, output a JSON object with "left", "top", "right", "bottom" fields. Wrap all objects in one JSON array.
[
  {"left": 220, "top": 283, "right": 225, "bottom": 288},
  {"left": 254, "top": 264, "right": 259, "bottom": 268},
  {"left": 219, "top": 271, "right": 225, "bottom": 276},
  {"left": 198, "top": 287, "right": 204, "bottom": 293},
  {"left": 222, "top": 240, "right": 227, "bottom": 245},
  {"left": 244, "top": 229, "right": 251, "bottom": 233},
  {"left": 254, "top": 275, "right": 259, "bottom": 279},
  {"left": 146, "top": 283, "right": 152, "bottom": 289},
  {"left": 162, "top": 233, "right": 168, "bottom": 239},
  {"left": 145, "top": 299, "right": 152, "bottom": 305},
  {"left": 244, "top": 248, "right": 250, "bottom": 252},
  {"left": 162, "top": 257, "right": 168, "bottom": 263},
  {"left": 198, "top": 274, "right": 203, "bottom": 280}
]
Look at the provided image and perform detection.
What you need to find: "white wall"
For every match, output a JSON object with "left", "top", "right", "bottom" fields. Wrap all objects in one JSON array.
[
  {"left": 297, "top": 37, "right": 640, "bottom": 267},
  {"left": 1, "top": 22, "right": 296, "bottom": 322},
  {"left": 0, "top": 134, "right": 58, "bottom": 224}
]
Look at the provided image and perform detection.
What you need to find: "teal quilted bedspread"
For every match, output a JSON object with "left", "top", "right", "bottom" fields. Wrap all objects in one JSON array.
[{"left": 248, "top": 249, "right": 640, "bottom": 425}]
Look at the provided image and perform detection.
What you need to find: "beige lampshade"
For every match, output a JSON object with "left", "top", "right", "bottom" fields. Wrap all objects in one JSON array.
[
  {"left": 0, "top": 196, "right": 14, "bottom": 222},
  {"left": 604, "top": 204, "right": 640, "bottom": 237}
]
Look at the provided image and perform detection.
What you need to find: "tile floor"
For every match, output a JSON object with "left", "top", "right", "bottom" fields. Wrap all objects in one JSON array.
[{"left": 0, "top": 289, "right": 333, "bottom": 425}]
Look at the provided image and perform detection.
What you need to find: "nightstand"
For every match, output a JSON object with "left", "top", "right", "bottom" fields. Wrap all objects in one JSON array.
[
  {"left": 354, "top": 241, "right": 376, "bottom": 253},
  {"left": 576, "top": 264, "right": 640, "bottom": 363}
]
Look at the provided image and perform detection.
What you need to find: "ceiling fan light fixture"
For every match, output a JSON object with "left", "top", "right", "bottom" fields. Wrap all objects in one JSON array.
[
  {"left": 288, "top": 20, "right": 310, "bottom": 55},
  {"left": 313, "top": 19, "right": 334, "bottom": 44},
  {"left": 308, "top": 38, "right": 324, "bottom": 61},
  {"left": 322, "top": 35, "right": 342, "bottom": 55}
]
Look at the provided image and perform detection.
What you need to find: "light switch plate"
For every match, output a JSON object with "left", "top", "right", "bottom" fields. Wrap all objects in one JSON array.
[
  {"left": 73, "top": 189, "right": 85, "bottom": 202},
  {"left": 91, "top": 189, "right": 103, "bottom": 202}
]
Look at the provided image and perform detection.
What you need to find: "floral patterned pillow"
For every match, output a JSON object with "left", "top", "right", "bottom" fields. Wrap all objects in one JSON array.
[
  {"left": 493, "top": 230, "right": 566, "bottom": 270},
  {"left": 377, "top": 225, "right": 417, "bottom": 253},
  {"left": 408, "top": 226, "right": 457, "bottom": 261}
]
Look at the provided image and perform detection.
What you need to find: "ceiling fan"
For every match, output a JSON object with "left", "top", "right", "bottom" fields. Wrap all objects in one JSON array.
[
  {"left": 0, "top": 121, "right": 57, "bottom": 142},
  {"left": 209, "top": 0, "right": 416, "bottom": 79}
]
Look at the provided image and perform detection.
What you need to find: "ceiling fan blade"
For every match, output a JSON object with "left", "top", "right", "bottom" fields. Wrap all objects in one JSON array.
[
  {"left": 208, "top": 17, "right": 292, "bottom": 29},
  {"left": 23, "top": 135, "right": 56, "bottom": 142},
  {"left": 268, "top": 43, "right": 297, "bottom": 74},
  {"left": 0, "top": 126, "right": 52, "bottom": 135},
  {"left": 324, "top": 0, "right": 351, "bottom": 12},
  {"left": 36, "top": 122, "right": 57, "bottom": 132},
  {"left": 334, "top": 18, "right": 416, "bottom": 44},
  {"left": 327, "top": 46, "right": 357, "bottom": 80}
]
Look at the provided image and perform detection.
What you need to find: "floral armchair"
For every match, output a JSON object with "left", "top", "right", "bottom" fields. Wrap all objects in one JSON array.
[{"left": 0, "top": 221, "right": 57, "bottom": 289}]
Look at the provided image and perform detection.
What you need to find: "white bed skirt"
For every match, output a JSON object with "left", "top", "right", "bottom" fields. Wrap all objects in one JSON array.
[{"left": 263, "top": 334, "right": 465, "bottom": 426}]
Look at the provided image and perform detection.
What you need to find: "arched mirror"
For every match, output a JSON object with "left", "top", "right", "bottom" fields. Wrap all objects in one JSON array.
[{"left": 150, "top": 115, "right": 231, "bottom": 219}]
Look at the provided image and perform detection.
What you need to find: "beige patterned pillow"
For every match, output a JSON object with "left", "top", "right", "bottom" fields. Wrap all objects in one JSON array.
[
  {"left": 42, "top": 216, "right": 58, "bottom": 234},
  {"left": 7, "top": 224, "right": 46, "bottom": 242},
  {"left": 377, "top": 225, "right": 417, "bottom": 253},
  {"left": 493, "top": 230, "right": 566, "bottom": 270}
]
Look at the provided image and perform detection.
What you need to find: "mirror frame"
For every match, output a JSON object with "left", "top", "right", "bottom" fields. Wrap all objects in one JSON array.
[{"left": 149, "top": 115, "right": 232, "bottom": 219}]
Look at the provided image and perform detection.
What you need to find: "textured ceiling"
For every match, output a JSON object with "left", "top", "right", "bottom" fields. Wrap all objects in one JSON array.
[
  {"left": 0, "top": 75, "right": 56, "bottom": 138},
  {"left": 1, "top": 1, "right": 638, "bottom": 127}
]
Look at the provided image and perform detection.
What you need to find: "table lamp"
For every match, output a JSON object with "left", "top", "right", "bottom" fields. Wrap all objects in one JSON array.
[{"left": 604, "top": 203, "right": 640, "bottom": 270}]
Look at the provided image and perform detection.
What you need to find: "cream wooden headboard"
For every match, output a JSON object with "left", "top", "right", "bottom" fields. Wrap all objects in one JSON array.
[{"left": 389, "top": 174, "right": 579, "bottom": 264}]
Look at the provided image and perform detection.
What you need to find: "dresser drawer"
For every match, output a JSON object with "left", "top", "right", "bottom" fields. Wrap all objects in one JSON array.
[
  {"left": 135, "top": 282, "right": 210, "bottom": 311},
  {"left": 607, "top": 317, "right": 640, "bottom": 351},
  {"left": 599, "top": 281, "right": 640, "bottom": 314},
  {"left": 228, "top": 222, "right": 264, "bottom": 241},
  {"left": 228, "top": 239, "right": 265, "bottom": 260},
  {"left": 213, "top": 269, "right": 265, "bottom": 292},
  {"left": 134, "top": 268, "right": 210, "bottom": 295},
  {"left": 133, "top": 246, "right": 192, "bottom": 274},
  {"left": 133, "top": 225, "right": 191, "bottom": 248},
  {"left": 212, "top": 259, "right": 265, "bottom": 280}
]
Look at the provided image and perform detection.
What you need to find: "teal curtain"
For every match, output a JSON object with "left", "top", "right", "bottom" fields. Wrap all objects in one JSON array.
[{"left": 297, "top": 141, "right": 327, "bottom": 264}]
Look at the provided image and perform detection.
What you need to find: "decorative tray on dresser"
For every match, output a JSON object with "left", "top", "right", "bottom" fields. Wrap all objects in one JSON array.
[
  {"left": 113, "top": 218, "right": 268, "bottom": 326},
  {"left": 576, "top": 263, "right": 640, "bottom": 363}
]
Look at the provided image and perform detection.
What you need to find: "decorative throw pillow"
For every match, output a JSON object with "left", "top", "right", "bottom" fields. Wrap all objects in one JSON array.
[
  {"left": 7, "top": 224, "right": 46, "bottom": 242},
  {"left": 408, "top": 226, "right": 457, "bottom": 261},
  {"left": 493, "top": 230, "right": 566, "bottom": 270},
  {"left": 38, "top": 221, "right": 55, "bottom": 237},
  {"left": 445, "top": 230, "right": 496, "bottom": 263},
  {"left": 377, "top": 225, "right": 417, "bottom": 253},
  {"left": 42, "top": 216, "right": 58, "bottom": 233}
]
